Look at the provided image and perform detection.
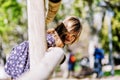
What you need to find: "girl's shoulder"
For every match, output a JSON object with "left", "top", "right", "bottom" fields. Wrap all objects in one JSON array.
[
  {"left": 12, "top": 41, "right": 29, "bottom": 50},
  {"left": 18, "top": 41, "right": 29, "bottom": 46}
]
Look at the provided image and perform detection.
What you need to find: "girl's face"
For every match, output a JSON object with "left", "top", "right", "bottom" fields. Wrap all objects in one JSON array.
[{"left": 64, "top": 31, "right": 79, "bottom": 44}]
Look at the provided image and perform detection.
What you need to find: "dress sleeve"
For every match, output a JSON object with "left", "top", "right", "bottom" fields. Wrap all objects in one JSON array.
[
  {"left": 4, "top": 41, "right": 30, "bottom": 79},
  {"left": 47, "top": 34, "right": 56, "bottom": 48}
]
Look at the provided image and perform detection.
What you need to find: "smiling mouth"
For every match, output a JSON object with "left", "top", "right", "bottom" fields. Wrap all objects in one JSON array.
[{"left": 65, "top": 40, "right": 72, "bottom": 44}]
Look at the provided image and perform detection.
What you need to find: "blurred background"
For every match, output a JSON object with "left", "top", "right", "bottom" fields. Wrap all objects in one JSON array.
[{"left": 0, "top": 0, "right": 120, "bottom": 80}]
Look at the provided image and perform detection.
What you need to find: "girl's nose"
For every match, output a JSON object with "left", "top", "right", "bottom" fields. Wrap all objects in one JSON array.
[{"left": 66, "top": 35, "right": 75, "bottom": 42}]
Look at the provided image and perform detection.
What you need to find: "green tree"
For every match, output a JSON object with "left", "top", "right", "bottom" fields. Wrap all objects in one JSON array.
[
  {"left": 100, "top": 1, "right": 120, "bottom": 53},
  {"left": 0, "top": 0, "right": 27, "bottom": 53}
]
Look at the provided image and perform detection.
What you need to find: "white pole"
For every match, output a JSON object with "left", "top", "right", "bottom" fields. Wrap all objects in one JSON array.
[
  {"left": 106, "top": 10, "right": 114, "bottom": 75},
  {"left": 27, "top": 0, "right": 46, "bottom": 70}
]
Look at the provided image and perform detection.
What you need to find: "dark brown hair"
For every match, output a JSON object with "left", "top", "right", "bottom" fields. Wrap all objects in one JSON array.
[{"left": 55, "top": 23, "right": 67, "bottom": 43}]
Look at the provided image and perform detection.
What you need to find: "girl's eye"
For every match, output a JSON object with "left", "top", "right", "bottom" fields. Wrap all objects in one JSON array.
[{"left": 72, "top": 35, "right": 77, "bottom": 39}]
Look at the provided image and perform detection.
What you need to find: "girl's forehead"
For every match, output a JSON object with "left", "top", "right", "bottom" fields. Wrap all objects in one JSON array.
[
  {"left": 67, "top": 31, "right": 79, "bottom": 35},
  {"left": 66, "top": 26, "right": 78, "bottom": 33}
]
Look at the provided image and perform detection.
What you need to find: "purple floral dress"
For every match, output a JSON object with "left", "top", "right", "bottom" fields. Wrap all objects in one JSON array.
[{"left": 4, "top": 34, "right": 55, "bottom": 79}]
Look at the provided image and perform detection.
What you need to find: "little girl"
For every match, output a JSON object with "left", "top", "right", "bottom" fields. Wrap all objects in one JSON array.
[{"left": 4, "top": 16, "right": 82, "bottom": 79}]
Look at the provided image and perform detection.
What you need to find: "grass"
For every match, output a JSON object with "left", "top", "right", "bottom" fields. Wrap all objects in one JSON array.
[{"left": 104, "top": 70, "right": 120, "bottom": 77}]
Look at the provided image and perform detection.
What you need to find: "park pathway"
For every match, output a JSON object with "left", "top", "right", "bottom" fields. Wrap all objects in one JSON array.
[
  {"left": 0, "top": 65, "right": 120, "bottom": 80},
  {"left": 51, "top": 76, "right": 120, "bottom": 80}
]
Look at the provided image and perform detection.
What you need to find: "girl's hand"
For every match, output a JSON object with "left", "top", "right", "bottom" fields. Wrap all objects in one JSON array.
[{"left": 47, "top": 28, "right": 55, "bottom": 34}]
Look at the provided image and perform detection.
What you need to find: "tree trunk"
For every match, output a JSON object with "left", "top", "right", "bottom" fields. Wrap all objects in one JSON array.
[{"left": 27, "top": 0, "right": 46, "bottom": 70}]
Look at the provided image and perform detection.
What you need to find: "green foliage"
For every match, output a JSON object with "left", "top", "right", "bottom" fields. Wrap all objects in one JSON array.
[
  {"left": 100, "top": 7, "right": 120, "bottom": 53},
  {"left": 112, "top": 8, "right": 120, "bottom": 52},
  {"left": 0, "top": 0, "right": 22, "bottom": 25},
  {"left": 0, "top": 0, "right": 27, "bottom": 54},
  {"left": 104, "top": 70, "right": 120, "bottom": 77},
  {"left": 72, "top": 0, "right": 82, "bottom": 17},
  {"left": 0, "top": 0, "right": 23, "bottom": 42},
  {"left": 55, "top": 0, "right": 83, "bottom": 22}
]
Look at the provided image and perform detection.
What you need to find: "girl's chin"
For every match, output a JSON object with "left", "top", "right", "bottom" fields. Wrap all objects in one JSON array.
[{"left": 64, "top": 41, "right": 72, "bottom": 45}]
